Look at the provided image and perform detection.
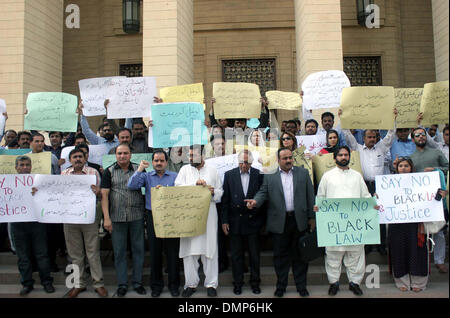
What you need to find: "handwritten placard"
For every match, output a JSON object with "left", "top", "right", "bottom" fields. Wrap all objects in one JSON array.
[
  {"left": 419, "top": 81, "right": 449, "bottom": 126},
  {"left": 0, "top": 152, "right": 51, "bottom": 175},
  {"left": 149, "top": 102, "right": 208, "bottom": 148},
  {"left": 375, "top": 171, "right": 444, "bottom": 224},
  {"left": 32, "top": 175, "right": 97, "bottom": 224},
  {"left": 0, "top": 99, "right": 6, "bottom": 134},
  {"left": 78, "top": 76, "right": 126, "bottom": 116},
  {"left": 24, "top": 92, "right": 78, "bottom": 132},
  {"left": 102, "top": 153, "right": 154, "bottom": 172},
  {"left": 160, "top": 83, "right": 205, "bottom": 110},
  {"left": 316, "top": 197, "right": 380, "bottom": 247},
  {"left": 205, "top": 154, "right": 239, "bottom": 183},
  {"left": 312, "top": 151, "right": 362, "bottom": 183},
  {"left": 295, "top": 135, "right": 327, "bottom": 155},
  {"left": 0, "top": 174, "right": 37, "bottom": 223},
  {"left": 266, "top": 90, "right": 302, "bottom": 110},
  {"left": 302, "top": 70, "right": 351, "bottom": 110},
  {"left": 293, "top": 147, "right": 314, "bottom": 185},
  {"left": 340, "top": 86, "right": 395, "bottom": 129},
  {"left": 395, "top": 88, "right": 423, "bottom": 128},
  {"left": 150, "top": 186, "right": 212, "bottom": 238},
  {"left": 60, "top": 144, "right": 110, "bottom": 171},
  {"left": 213, "top": 82, "right": 261, "bottom": 119},
  {"left": 106, "top": 77, "right": 156, "bottom": 119}
]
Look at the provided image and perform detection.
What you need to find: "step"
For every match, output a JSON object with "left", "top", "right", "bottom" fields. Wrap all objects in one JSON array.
[
  {"left": 0, "top": 263, "right": 447, "bottom": 286},
  {"left": 0, "top": 282, "right": 447, "bottom": 298}
]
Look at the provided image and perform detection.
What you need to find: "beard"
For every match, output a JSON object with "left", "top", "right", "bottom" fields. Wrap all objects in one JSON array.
[
  {"left": 104, "top": 133, "right": 114, "bottom": 141},
  {"left": 336, "top": 159, "right": 349, "bottom": 167},
  {"left": 415, "top": 140, "right": 426, "bottom": 148}
]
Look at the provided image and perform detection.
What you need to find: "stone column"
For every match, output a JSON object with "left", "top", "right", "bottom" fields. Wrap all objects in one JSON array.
[
  {"left": 0, "top": 0, "right": 64, "bottom": 131},
  {"left": 143, "top": 0, "right": 194, "bottom": 91},
  {"left": 431, "top": 0, "right": 449, "bottom": 81}
]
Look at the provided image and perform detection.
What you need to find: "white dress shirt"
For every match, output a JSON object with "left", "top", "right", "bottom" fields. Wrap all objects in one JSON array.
[
  {"left": 343, "top": 129, "right": 396, "bottom": 182},
  {"left": 240, "top": 169, "right": 250, "bottom": 197},
  {"left": 279, "top": 168, "right": 294, "bottom": 211}
]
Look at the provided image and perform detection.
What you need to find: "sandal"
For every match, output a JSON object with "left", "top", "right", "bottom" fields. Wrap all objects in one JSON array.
[
  {"left": 399, "top": 287, "right": 408, "bottom": 292},
  {"left": 412, "top": 288, "right": 422, "bottom": 293}
]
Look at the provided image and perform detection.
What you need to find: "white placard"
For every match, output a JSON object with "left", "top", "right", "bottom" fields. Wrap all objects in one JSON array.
[
  {"left": 375, "top": 171, "right": 445, "bottom": 224},
  {"left": 0, "top": 99, "right": 7, "bottom": 134},
  {"left": 0, "top": 174, "right": 37, "bottom": 223},
  {"left": 60, "top": 144, "right": 110, "bottom": 171},
  {"left": 205, "top": 154, "right": 239, "bottom": 183},
  {"left": 33, "top": 175, "right": 97, "bottom": 224},
  {"left": 295, "top": 135, "right": 327, "bottom": 155},
  {"left": 301, "top": 70, "right": 351, "bottom": 110},
  {"left": 78, "top": 76, "right": 126, "bottom": 117},
  {"left": 106, "top": 77, "right": 156, "bottom": 119}
]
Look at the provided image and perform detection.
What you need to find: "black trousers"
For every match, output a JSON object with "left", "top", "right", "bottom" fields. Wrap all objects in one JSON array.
[
  {"left": 46, "top": 223, "right": 66, "bottom": 269},
  {"left": 229, "top": 233, "right": 260, "bottom": 287},
  {"left": 146, "top": 211, "right": 180, "bottom": 292},
  {"left": 366, "top": 181, "right": 386, "bottom": 248},
  {"left": 271, "top": 214, "right": 308, "bottom": 291}
]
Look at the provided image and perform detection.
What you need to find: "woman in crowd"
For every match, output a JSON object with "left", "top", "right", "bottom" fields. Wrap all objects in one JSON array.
[
  {"left": 279, "top": 131, "right": 297, "bottom": 152},
  {"left": 319, "top": 129, "right": 340, "bottom": 155}
]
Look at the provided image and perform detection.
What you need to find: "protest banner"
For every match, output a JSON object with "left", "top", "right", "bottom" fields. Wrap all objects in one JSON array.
[
  {"left": 0, "top": 149, "right": 31, "bottom": 156},
  {"left": 375, "top": 171, "right": 445, "bottom": 224},
  {"left": 24, "top": 92, "right": 78, "bottom": 132},
  {"left": 301, "top": 70, "right": 351, "bottom": 110},
  {"left": 102, "top": 153, "right": 153, "bottom": 172},
  {"left": 149, "top": 102, "right": 208, "bottom": 148},
  {"left": 295, "top": 135, "right": 327, "bottom": 155},
  {"left": 151, "top": 186, "right": 212, "bottom": 238},
  {"left": 213, "top": 82, "right": 261, "bottom": 119},
  {"left": 106, "top": 77, "right": 156, "bottom": 119},
  {"left": 394, "top": 88, "right": 423, "bottom": 128},
  {"left": 0, "top": 174, "right": 37, "bottom": 223},
  {"left": 160, "top": 83, "right": 205, "bottom": 110},
  {"left": 205, "top": 154, "right": 239, "bottom": 183},
  {"left": 32, "top": 175, "right": 97, "bottom": 224},
  {"left": 60, "top": 144, "right": 110, "bottom": 171},
  {"left": 340, "top": 86, "right": 395, "bottom": 129},
  {"left": 0, "top": 152, "right": 51, "bottom": 175},
  {"left": 419, "top": 80, "right": 449, "bottom": 126},
  {"left": 293, "top": 147, "right": 314, "bottom": 185},
  {"left": 266, "top": 90, "right": 302, "bottom": 110},
  {"left": 0, "top": 99, "right": 6, "bottom": 134},
  {"left": 78, "top": 76, "right": 126, "bottom": 116},
  {"left": 315, "top": 197, "right": 380, "bottom": 247},
  {"left": 312, "top": 151, "right": 362, "bottom": 184}
]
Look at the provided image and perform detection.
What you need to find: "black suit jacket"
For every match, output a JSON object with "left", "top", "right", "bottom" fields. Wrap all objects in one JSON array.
[{"left": 221, "top": 167, "right": 265, "bottom": 235}]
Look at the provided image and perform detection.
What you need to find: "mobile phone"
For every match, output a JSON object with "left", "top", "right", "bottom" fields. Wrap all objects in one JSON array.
[{"left": 435, "top": 188, "right": 443, "bottom": 201}]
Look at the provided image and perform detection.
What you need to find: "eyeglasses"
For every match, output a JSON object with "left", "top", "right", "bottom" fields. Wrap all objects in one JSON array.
[
  {"left": 414, "top": 132, "right": 426, "bottom": 137},
  {"left": 281, "top": 137, "right": 292, "bottom": 141}
]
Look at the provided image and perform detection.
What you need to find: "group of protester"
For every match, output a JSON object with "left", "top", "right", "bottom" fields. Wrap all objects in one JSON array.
[{"left": 0, "top": 93, "right": 448, "bottom": 298}]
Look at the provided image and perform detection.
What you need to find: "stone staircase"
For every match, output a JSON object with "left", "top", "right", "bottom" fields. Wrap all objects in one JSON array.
[{"left": 0, "top": 250, "right": 448, "bottom": 298}]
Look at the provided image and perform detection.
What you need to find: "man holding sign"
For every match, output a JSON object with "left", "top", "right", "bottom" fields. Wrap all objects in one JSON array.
[{"left": 314, "top": 146, "right": 379, "bottom": 296}]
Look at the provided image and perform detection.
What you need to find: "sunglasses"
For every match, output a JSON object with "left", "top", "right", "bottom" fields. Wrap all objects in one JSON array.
[
  {"left": 281, "top": 137, "right": 292, "bottom": 141},
  {"left": 414, "top": 132, "right": 426, "bottom": 137}
]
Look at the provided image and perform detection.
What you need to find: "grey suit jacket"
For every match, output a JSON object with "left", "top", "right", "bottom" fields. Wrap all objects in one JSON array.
[{"left": 253, "top": 166, "right": 315, "bottom": 234}]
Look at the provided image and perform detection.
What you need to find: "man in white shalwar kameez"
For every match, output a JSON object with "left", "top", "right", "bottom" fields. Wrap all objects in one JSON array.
[
  {"left": 174, "top": 145, "right": 223, "bottom": 297},
  {"left": 315, "top": 146, "right": 377, "bottom": 297}
]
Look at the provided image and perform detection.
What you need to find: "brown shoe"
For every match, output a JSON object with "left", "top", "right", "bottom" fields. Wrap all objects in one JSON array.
[
  {"left": 95, "top": 287, "right": 108, "bottom": 298},
  {"left": 67, "top": 287, "right": 87, "bottom": 298},
  {"left": 435, "top": 264, "right": 448, "bottom": 273}
]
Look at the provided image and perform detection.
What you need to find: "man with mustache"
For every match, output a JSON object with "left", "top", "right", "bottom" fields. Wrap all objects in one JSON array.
[
  {"left": 60, "top": 148, "right": 107, "bottom": 298},
  {"left": 314, "top": 146, "right": 376, "bottom": 296},
  {"left": 127, "top": 150, "right": 180, "bottom": 297},
  {"left": 17, "top": 131, "right": 32, "bottom": 149},
  {"left": 246, "top": 147, "right": 315, "bottom": 298}
]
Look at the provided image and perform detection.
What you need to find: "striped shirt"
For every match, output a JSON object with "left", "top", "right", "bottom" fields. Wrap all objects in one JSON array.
[{"left": 101, "top": 162, "right": 145, "bottom": 222}]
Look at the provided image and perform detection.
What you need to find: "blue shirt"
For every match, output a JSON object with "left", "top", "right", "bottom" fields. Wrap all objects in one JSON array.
[
  {"left": 390, "top": 138, "right": 417, "bottom": 162},
  {"left": 127, "top": 169, "right": 178, "bottom": 210}
]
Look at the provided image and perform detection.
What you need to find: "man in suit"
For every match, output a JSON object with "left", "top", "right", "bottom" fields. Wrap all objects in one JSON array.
[
  {"left": 221, "top": 150, "right": 265, "bottom": 295},
  {"left": 246, "top": 147, "right": 315, "bottom": 297}
]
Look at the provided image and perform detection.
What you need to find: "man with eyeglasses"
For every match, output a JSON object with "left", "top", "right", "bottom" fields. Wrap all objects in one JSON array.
[{"left": 221, "top": 150, "right": 265, "bottom": 295}]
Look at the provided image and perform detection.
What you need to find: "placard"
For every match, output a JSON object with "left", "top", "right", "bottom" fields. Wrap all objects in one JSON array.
[
  {"left": 0, "top": 152, "right": 51, "bottom": 175},
  {"left": 205, "top": 154, "right": 239, "bottom": 183},
  {"left": 151, "top": 186, "right": 212, "bottom": 238},
  {"left": 213, "top": 82, "right": 261, "bottom": 119},
  {"left": 419, "top": 81, "right": 449, "bottom": 126},
  {"left": 340, "top": 86, "right": 395, "bottom": 129},
  {"left": 266, "top": 90, "right": 302, "bottom": 110},
  {"left": 60, "top": 144, "right": 110, "bottom": 171},
  {"left": 394, "top": 88, "right": 423, "bottom": 128},
  {"left": 160, "top": 83, "right": 205, "bottom": 110},
  {"left": 316, "top": 197, "right": 380, "bottom": 247},
  {"left": 295, "top": 135, "right": 327, "bottom": 155},
  {"left": 0, "top": 174, "right": 37, "bottom": 223},
  {"left": 375, "top": 171, "right": 445, "bottom": 224},
  {"left": 24, "top": 92, "right": 78, "bottom": 132}
]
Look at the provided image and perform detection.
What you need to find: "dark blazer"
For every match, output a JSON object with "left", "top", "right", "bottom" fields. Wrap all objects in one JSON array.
[
  {"left": 221, "top": 167, "right": 265, "bottom": 235},
  {"left": 253, "top": 166, "right": 315, "bottom": 234}
]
